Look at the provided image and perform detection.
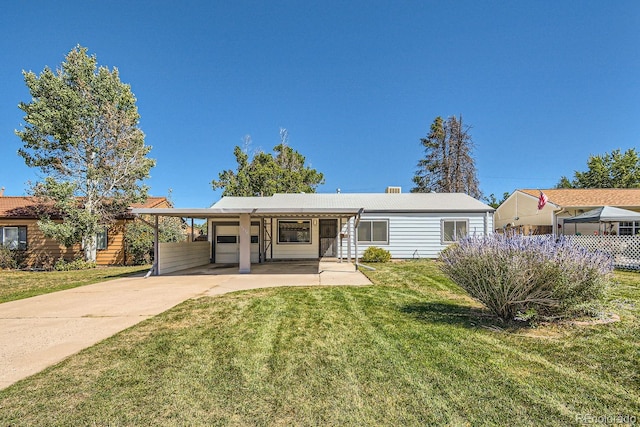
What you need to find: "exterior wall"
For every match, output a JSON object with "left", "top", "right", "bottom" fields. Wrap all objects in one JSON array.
[
  {"left": 494, "top": 191, "right": 555, "bottom": 230},
  {"left": 158, "top": 241, "right": 210, "bottom": 274},
  {"left": 347, "top": 212, "right": 493, "bottom": 259},
  {"left": 207, "top": 212, "right": 493, "bottom": 262},
  {"left": 96, "top": 219, "right": 129, "bottom": 265},
  {"left": 0, "top": 219, "right": 81, "bottom": 268},
  {"left": 271, "top": 218, "right": 320, "bottom": 260}
]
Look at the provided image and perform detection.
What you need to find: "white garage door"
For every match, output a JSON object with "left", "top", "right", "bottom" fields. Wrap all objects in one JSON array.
[{"left": 215, "top": 225, "right": 259, "bottom": 264}]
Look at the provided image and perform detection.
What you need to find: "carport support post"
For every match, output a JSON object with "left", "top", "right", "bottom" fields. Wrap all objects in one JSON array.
[
  {"left": 153, "top": 215, "right": 159, "bottom": 276},
  {"left": 239, "top": 213, "right": 251, "bottom": 273}
]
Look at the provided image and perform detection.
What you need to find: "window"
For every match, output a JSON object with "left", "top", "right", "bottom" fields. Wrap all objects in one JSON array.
[
  {"left": 251, "top": 235, "right": 259, "bottom": 244},
  {"left": 278, "top": 220, "right": 311, "bottom": 244},
  {"left": 0, "top": 226, "right": 27, "bottom": 250},
  {"left": 619, "top": 221, "right": 640, "bottom": 236},
  {"left": 357, "top": 220, "right": 388, "bottom": 244},
  {"left": 442, "top": 220, "right": 468, "bottom": 243},
  {"left": 96, "top": 229, "right": 108, "bottom": 250},
  {"left": 216, "top": 235, "right": 237, "bottom": 244}
]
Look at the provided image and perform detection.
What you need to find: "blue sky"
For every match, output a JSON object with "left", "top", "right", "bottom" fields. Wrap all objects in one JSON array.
[{"left": 1, "top": 1, "right": 639, "bottom": 208}]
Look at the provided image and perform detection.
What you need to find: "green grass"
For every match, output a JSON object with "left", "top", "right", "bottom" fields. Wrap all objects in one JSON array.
[
  {"left": 0, "top": 260, "right": 638, "bottom": 426},
  {"left": 0, "top": 265, "right": 150, "bottom": 303}
]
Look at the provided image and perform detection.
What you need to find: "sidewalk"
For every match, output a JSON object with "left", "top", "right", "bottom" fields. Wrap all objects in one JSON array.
[{"left": 0, "top": 261, "right": 371, "bottom": 390}]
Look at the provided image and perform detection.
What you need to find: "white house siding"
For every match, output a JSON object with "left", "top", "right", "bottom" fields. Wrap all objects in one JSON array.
[
  {"left": 158, "top": 241, "right": 210, "bottom": 274},
  {"left": 348, "top": 212, "right": 492, "bottom": 259}
]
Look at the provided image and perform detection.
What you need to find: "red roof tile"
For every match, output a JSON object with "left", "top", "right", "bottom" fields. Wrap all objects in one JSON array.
[{"left": 0, "top": 196, "right": 170, "bottom": 218}]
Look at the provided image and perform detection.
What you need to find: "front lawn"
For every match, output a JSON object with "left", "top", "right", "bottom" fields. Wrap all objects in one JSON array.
[
  {"left": 0, "top": 260, "right": 638, "bottom": 426},
  {"left": 0, "top": 265, "right": 150, "bottom": 303}
]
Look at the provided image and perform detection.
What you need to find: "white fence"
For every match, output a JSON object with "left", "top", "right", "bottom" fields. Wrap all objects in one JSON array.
[
  {"left": 158, "top": 241, "right": 211, "bottom": 275},
  {"left": 565, "top": 235, "right": 640, "bottom": 270}
]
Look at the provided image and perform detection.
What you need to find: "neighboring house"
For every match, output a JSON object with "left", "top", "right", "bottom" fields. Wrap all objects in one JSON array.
[
  {"left": 131, "top": 188, "right": 494, "bottom": 274},
  {"left": 494, "top": 188, "right": 640, "bottom": 235},
  {"left": 0, "top": 194, "right": 170, "bottom": 267}
]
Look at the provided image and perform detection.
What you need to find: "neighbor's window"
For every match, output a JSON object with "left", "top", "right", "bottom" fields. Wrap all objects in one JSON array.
[
  {"left": 0, "top": 226, "right": 27, "bottom": 250},
  {"left": 96, "top": 229, "right": 108, "bottom": 250},
  {"left": 278, "top": 220, "right": 311, "bottom": 243},
  {"left": 442, "top": 220, "right": 468, "bottom": 243},
  {"left": 357, "top": 220, "right": 388, "bottom": 244},
  {"left": 619, "top": 221, "right": 640, "bottom": 236}
]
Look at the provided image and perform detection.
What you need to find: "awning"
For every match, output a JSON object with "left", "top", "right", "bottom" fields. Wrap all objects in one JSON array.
[{"left": 563, "top": 206, "right": 640, "bottom": 223}]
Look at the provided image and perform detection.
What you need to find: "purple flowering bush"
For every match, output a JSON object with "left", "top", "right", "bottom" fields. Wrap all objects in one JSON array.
[{"left": 439, "top": 234, "right": 613, "bottom": 321}]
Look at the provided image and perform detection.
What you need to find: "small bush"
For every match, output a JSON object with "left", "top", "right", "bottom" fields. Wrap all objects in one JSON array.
[
  {"left": 54, "top": 258, "right": 97, "bottom": 271},
  {"left": 439, "top": 235, "right": 613, "bottom": 321},
  {"left": 362, "top": 246, "right": 391, "bottom": 263},
  {"left": 0, "top": 246, "right": 18, "bottom": 269}
]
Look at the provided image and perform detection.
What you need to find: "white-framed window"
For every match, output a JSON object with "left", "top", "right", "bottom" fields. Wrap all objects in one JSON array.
[
  {"left": 357, "top": 220, "right": 388, "bottom": 244},
  {"left": 441, "top": 219, "right": 468, "bottom": 243},
  {"left": 0, "top": 226, "right": 27, "bottom": 250},
  {"left": 96, "top": 229, "right": 108, "bottom": 250},
  {"left": 619, "top": 221, "right": 640, "bottom": 235},
  {"left": 278, "top": 220, "right": 311, "bottom": 244}
]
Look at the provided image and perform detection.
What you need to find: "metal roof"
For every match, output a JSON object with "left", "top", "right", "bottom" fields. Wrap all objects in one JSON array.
[
  {"left": 131, "top": 193, "right": 493, "bottom": 217},
  {"left": 212, "top": 193, "right": 493, "bottom": 213}
]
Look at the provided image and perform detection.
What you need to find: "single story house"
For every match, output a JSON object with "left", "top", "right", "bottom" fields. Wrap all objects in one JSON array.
[
  {"left": 494, "top": 188, "right": 640, "bottom": 236},
  {"left": 0, "top": 193, "right": 170, "bottom": 268},
  {"left": 131, "top": 189, "right": 494, "bottom": 275}
]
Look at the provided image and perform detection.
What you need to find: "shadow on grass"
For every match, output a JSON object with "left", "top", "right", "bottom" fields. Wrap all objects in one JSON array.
[{"left": 400, "top": 301, "right": 523, "bottom": 330}]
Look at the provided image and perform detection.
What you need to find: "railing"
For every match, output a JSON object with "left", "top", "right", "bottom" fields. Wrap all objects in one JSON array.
[{"left": 565, "top": 235, "right": 640, "bottom": 270}]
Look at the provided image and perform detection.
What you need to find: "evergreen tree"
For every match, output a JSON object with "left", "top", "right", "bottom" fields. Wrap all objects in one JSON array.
[{"left": 412, "top": 115, "right": 481, "bottom": 198}]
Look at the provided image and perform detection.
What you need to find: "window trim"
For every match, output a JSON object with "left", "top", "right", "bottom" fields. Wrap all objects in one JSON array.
[
  {"left": 357, "top": 220, "right": 389, "bottom": 244},
  {"left": 441, "top": 219, "right": 469, "bottom": 244},
  {"left": 96, "top": 228, "right": 108, "bottom": 251},
  {"left": 0, "top": 226, "right": 28, "bottom": 251},
  {"left": 278, "top": 220, "right": 312, "bottom": 244}
]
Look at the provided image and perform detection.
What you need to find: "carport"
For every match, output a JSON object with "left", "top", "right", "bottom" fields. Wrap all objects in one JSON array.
[{"left": 130, "top": 206, "right": 364, "bottom": 275}]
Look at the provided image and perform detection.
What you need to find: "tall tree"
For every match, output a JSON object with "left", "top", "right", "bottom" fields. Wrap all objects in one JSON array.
[
  {"left": 556, "top": 148, "right": 640, "bottom": 189},
  {"left": 411, "top": 115, "right": 481, "bottom": 198},
  {"left": 212, "top": 128, "right": 325, "bottom": 196},
  {"left": 16, "top": 46, "right": 155, "bottom": 262}
]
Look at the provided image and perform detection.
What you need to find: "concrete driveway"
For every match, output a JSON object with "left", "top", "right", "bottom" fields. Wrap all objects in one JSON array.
[{"left": 0, "top": 261, "right": 371, "bottom": 390}]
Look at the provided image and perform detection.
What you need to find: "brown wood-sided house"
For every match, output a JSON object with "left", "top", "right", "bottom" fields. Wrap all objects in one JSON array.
[{"left": 0, "top": 193, "right": 170, "bottom": 268}]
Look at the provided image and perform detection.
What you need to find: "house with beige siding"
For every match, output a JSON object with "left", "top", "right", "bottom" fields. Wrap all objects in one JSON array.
[
  {"left": 0, "top": 195, "right": 170, "bottom": 268},
  {"left": 494, "top": 188, "right": 640, "bottom": 235}
]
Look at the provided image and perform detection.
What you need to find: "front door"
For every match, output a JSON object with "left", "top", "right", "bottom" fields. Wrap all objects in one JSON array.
[{"left": 319, "top": 219, "right": 338, "bottom": 257}]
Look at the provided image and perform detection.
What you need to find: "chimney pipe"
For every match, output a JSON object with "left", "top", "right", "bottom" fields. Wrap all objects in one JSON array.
[{"left": 0, "top": 187, "right": 4, "bottom": 197}]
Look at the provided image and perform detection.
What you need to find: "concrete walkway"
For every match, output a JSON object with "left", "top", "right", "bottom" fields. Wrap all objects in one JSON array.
[{"left": 0, "top": 261, "right": 371, "bottom": 390}]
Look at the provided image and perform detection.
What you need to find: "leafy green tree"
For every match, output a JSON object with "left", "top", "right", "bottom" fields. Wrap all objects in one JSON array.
[
  {"left": 556, "top": 148, "right": 640, "bottom": 188},
  {"left": 411, "top": 115, "right": 481, "bottom": 198},
  {"left": 124, "top": 217, "right": 186, "bottom": 265},
  {"left": 16, "top": 46, "right": 155, "bottom": 262},
  {"left": 212, "top": 128, "right": 325, "bottom": 196},
  {"left": 484, "top": 192, "right": 510, "bottom": 209}
]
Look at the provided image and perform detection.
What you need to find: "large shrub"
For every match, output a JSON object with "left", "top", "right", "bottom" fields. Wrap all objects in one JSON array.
[
  {"left": 124, "top": 217, "right": 186, "bottom": 265},
  {"left": 439, "top": 234, "right": 613, "bottom": 321},
  {"left": 361, "top": 246, "right": 391, "bottom": 263},
  {"left": 0, "top": 246, "right": 27, "bottom": 270}
]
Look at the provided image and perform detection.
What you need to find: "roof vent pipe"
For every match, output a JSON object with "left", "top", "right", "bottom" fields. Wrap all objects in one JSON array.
[{"left": 0, "top": 187, "right": 4, "bottom": 197}]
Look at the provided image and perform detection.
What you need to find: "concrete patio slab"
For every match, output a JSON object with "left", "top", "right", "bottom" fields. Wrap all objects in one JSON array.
[{"left": 0, "top": 261, "right": 371, "bottom": 390}]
